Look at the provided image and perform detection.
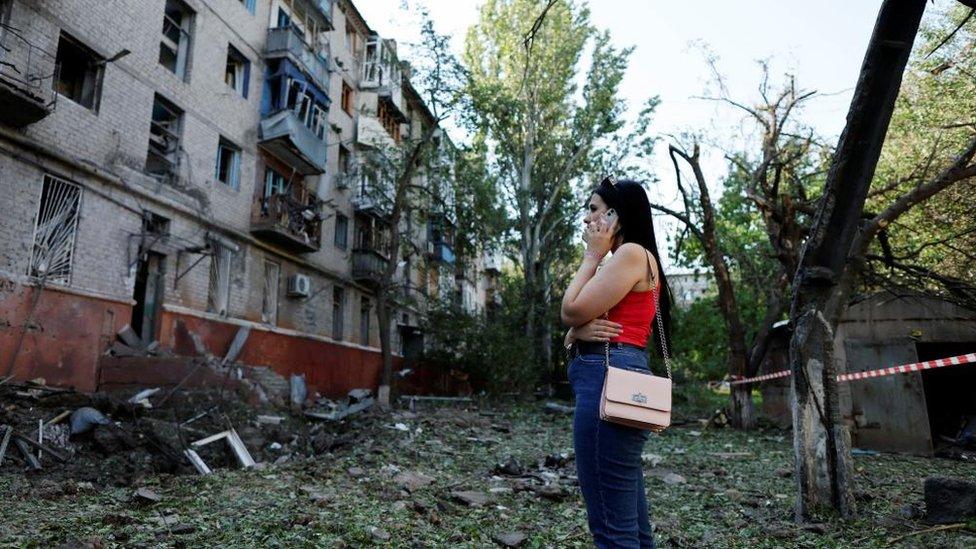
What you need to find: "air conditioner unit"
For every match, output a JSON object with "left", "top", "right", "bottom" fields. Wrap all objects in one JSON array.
[
  {"left": 286, "top": 273, "right": 311, "bottom": 297},
  {"left": 426, "top": 241, "right": 435, "bottom": 254}
]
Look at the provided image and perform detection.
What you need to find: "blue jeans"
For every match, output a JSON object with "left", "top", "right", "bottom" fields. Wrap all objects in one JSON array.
[{"left": 569, "top": 346, "right": 655, "bottom": 548}]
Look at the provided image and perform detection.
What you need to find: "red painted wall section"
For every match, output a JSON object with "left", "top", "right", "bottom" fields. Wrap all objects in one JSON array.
[
  {"left": 0, "top": 281, "right": 129, "bottom": 392},
  {"left": 158, "top": 311, "right": 401, "bottom": 398}
]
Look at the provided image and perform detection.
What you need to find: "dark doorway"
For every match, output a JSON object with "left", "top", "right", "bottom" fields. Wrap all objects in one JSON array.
[
  {"left": 916, "top": 342, "right": 976, "bottom": 448},
  {"left": 132, "top": 252, "right": 165, "bottom": 345}
]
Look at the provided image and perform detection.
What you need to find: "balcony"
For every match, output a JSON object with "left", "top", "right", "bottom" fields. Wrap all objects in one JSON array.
[
  {"left": 484, "top": 249, "right": 502, "bottom": 274},
  {"left": 427, "top": 241, "right": 455, "bottom": 264},
  {"left": 265, "top": 26, "right": 329, "bottom": 89},
  {"left": 251, "top": 193, "right": 322, "bottom": 253},
  {"left": 352, "top": 175, "right": 393, "bottom": 216},
  {"left": 352, "top": 248, "right": 389, "bottom": 284},
  {"left": 0, "top": 24, "right": 58, "bottom": 127},
  {"left": 258, "top": 109, "right": 327, "bottom": 175}
]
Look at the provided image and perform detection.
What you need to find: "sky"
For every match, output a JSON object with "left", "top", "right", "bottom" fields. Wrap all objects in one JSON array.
[{"left": 355, "top": 0, "right": 892, "bottom": 265}]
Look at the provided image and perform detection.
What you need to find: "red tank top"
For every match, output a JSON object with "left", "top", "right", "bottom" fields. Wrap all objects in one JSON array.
[{"left": 607, "top": 283, "right": 659, "bottom": 347}]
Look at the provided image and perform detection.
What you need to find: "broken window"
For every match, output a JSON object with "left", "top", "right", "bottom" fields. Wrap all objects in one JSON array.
[
  {"left": 360, "top": 296, "right": 370, "bottom": 345},
  {"left": 160, "top": 0, "right": 193, "bottom": 79},
  {"left": 261, "top": 260, "right": 279, "bottom": 324},
  {"left": 146, "top": 94, "right": 183, "bottom": 176},
  {"left": 334, "top": 213, "right": 348, "bottom": 250},
  {"left": 341, "top": 80, "right": 353, "bottom": 115},
  {"left": 28, "top": 175, "right": 82, "bottom": 285},
  {"left": 224, "top": 44, "right": 249, "bottom": 98},
  {"left": 207, "top": 241, "right": 233, "bottom": 316},
  {"left": 53, "top": 32, "right": 103, "bottom": 111},
  {"left": 332, "top": 286, "right": 344, "bottom": 340},
  {"left": 215, "top": 137, "right": 241, "bottom": 189}
]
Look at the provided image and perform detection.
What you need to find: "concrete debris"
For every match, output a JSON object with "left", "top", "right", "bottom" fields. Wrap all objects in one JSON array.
[
  {"left": 543, "top": 402, "right": 573, "bottom": 415},
  {"left": 369, "top": 526, "right": 391, "bottom": 541},
  {"left": 305, "top": 389, "right": 375, "bottom": 421},
  {"left": 451, "top": 490, "right": 489, "bottom": 507},
  {"left": 395, "top": 471, "right": 435, "bottom": 492},
  {"left": 924, "top": 476, "right": 976, "bottom": 524},
  {"left": 127, "top": 388, "right": 161, "bottom": 408},
  {"left": 289, "top": 374, "right": 308, "bottom": 409},
  {"left": 116, "top": 324, "right": 144, "bottom": 350},
  {"left": 134, "top": 487, "right": 162, "bottom": 503},
  {"left": 493, "top": 531, "right": 527, "bottom": 547},
  {"left": 641, "top": 453, "right": 664, "bottom": 467},
  {"left": 256, "top": 415, "right": 284, "bottom": 425},
  {"left": 662, "top": 472, "right": 687, "bottom": 485}
]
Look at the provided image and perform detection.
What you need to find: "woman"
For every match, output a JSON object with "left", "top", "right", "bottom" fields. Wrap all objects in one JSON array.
[{"left": 560, "top": 176, "right": 672, "bottom": 548}]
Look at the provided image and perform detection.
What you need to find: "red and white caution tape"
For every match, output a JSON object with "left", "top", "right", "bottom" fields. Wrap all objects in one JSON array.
[
  {"left": 729, "top": 352, "right": 976, "bottom": 386},
  {"left": 835, "top": 352, "right": 976, "bottom": 382},
  {"left": 729, "top": 370, "right": 792, "bottom": 385}
]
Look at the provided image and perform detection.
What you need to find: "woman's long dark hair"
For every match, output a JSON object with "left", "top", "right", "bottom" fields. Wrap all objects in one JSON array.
[{"left": 593, "top": 178, "right": 673, "bottom": 360}]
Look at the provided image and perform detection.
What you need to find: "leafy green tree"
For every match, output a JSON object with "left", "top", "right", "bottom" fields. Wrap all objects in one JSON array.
[{"left": 463, "top": 0, "right": 634, "bottom": 378}]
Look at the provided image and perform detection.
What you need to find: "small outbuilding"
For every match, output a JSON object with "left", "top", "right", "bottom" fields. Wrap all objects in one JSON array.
[{"left": 758, "top": 292, "right": 976, "bottom": 455}]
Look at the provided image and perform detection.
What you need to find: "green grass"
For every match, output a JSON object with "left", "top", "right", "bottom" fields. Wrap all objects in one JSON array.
[{"left": 1, "top": 399, "right": 974, "bottom": 547}]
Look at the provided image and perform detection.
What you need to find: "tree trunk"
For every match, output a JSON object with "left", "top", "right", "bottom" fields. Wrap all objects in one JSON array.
[
  {"left": 376, "top": 287, "right": 393, "bottom": 408},
  {"left": 788, "top": 0, "right": 925, "bottom": 520}
]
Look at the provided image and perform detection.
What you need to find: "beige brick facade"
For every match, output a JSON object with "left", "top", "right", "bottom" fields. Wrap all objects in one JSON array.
[{"left": 0, "top": 0, "right": 488, "bottom": 389}]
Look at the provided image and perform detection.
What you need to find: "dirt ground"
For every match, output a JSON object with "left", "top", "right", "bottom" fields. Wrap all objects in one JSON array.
[{"left": 1, "top": 387, "right": 975, "bottom": 548}]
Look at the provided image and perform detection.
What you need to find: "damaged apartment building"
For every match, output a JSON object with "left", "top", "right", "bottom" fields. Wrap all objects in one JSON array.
[{"left": 0, "top": 0, "right": 496, "bottom": 396}]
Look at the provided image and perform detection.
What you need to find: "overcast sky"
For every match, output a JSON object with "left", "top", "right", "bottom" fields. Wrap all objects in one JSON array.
[{"left": 356, "top": 1, "right": 897, "bottom": 266}]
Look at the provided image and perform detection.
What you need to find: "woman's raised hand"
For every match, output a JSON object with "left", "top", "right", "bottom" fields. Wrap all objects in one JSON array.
[
  {"left": 584, "top": 212, "right": 617, "bottom": 260},
  {"left": 572, "top": 318, "right": 624, "bottom": 342}
]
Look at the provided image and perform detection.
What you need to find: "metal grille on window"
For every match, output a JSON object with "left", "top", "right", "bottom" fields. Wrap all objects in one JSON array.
[
  {"left": 29, "top": 175, "right": 82, "bottom": 285},
  {"left": 261, "top": 260, "right": 280, "bottom": 324},
  {"left": 208, "top": 243, "right": 232, "bottom": 316}
]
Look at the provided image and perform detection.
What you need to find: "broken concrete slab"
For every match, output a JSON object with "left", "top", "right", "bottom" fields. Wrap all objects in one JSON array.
[
  {"left": 451, "top": 490, "right": 489, "bottom": 507},
  {"left": 493, "top": 531, "right": 527, "bottom": 547},
  {"left": 116, "top": 324, "right": 144, "bottom": 350},
  {"left": 924, "top": 476, "right": 976, "bottom": 524},
  {"left": 134, "top": 487, "right": 162, "bottom": 503},
  {"left": 395, "top": 471, "right": 435, "bottom": 493}
]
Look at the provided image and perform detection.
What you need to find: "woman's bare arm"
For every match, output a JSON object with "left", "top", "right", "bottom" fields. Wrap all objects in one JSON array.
[{"left": 561, "top": 243, "right": 646, "bottom": 327}]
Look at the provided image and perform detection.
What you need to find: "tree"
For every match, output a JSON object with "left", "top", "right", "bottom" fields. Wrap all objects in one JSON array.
[
  {"left": 787, "top": 0, "right": 926, "bottom": 521},
  {"left": 356, "top": 17, "right": 468, "bottom": 408},
  {"left": 464, "top": 0, "right": 633, "bottom": 379},
  {"left": 647, "top": 68, "right": 829, "bottom": 429}
]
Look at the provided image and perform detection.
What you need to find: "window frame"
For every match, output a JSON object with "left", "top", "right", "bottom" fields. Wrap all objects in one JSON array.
[
  {"left": 28, "top": 174, "right": 83, "bottom": 286},
  {"left": 261, "top": 259, "right": 280, "bottom": 324},
  {"left": 332, "top": 286, "right": 344, "bottom": 340},
  {"left": 341, "top": 80, "right": 353, "bottom": 116},
  {"left": 224, "top": 44, "right": 250, "bottom": 98},
  {"left": 215, "top": 136, "right": 242, "bottom": 190},
  {"left": 53, "top": 32, "right": 104, "bottom": 112},
  {"left": 160, "top": 0, "right": 194, "bottom": 80},
  {"left": 146, "top": 93, "right": 184, "bottom": 177},
  {"left": 360, "top": 296, "right": 371, "bottom": 346},
  {"left": 207, "top": 242, "right": 233, "bottom": 317},
  {"left": 334, "top": 213, "right": 348, "bottom": 250}
]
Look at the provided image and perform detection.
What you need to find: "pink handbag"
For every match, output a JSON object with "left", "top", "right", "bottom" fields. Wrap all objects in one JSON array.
[{"left": 599, "top": 288, "right": 672, "bottom": 432}]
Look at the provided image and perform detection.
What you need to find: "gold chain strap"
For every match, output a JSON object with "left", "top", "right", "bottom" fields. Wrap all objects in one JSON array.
[{"left": 603, "top": 286, "right": 672, "bottom": 380}]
